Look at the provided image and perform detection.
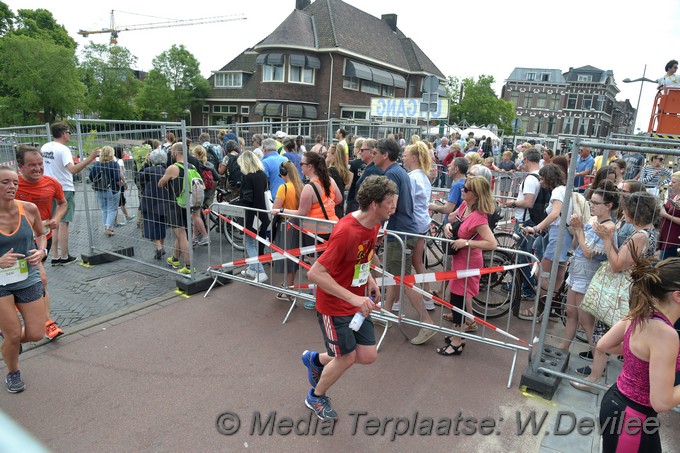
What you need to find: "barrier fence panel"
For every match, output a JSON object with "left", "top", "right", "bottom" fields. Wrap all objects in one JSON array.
[
  {"left": 522, "top": 134, "right": 680, "bottom": 400},
  {"left": 71, "top": 118, "right": 219, "bottom": 282},
  {"left": 206, "top": 202, "right": 541, "bottom": 387}
]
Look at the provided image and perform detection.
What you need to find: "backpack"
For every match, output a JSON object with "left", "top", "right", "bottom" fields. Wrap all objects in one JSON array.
[
  {"left": 201, "top": 166, "right": 215, "bottom": 191},
  {"left": 204, "top": 144, "right": 221, "bottom": 169},
  {"left": 226, "top": 153, "right": 242, "bottom": 187},
  {"left": 90, "top": 165, "right": 112, "bottom": 191},
  {"left": 488, "top": 201, "right": 503, "bottom": 231},
  {"left": 175, "top": 162, "right": 205, "bottom": 208},
  {"left": 522, "top": 173, "right": 550, "bottom": 225}
]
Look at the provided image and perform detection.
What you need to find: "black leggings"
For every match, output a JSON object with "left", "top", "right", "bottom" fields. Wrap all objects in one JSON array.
[
  {"left": 449, "top": 292, "right": 465, "bottom": 325},
  {"left": 599, "top": 383, "right": 660, "bottom": 453}
]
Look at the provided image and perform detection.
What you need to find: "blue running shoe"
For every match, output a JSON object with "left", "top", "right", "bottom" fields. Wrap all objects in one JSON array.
[
  {"left": 301, "top": 350, "right": 323, "bottom": 388},
  {"left": 575, "top": 365, "right": 592, "bottom": 377},
  {"left": 305, "top": 389, "right": 337, "bottom": 421},
  {"left": 6, "top": 370, "right": 26, "bottom": 393}
]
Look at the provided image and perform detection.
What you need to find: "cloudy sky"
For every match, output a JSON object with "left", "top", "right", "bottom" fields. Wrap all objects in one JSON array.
[{"left": 7, "top": 0, "right": 680, "bottom": 132}]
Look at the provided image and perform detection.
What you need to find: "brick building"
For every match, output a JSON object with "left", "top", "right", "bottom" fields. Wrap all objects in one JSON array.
[{"left": 195, "top": 0, "right": 445, "bottom": 136}]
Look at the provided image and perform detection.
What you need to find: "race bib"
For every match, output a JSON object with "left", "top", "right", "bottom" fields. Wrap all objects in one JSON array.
[
  {"left": 0, "top": 259, "right": 29, "bottom": 286},
  {"left": 351, "top": 262, "right": 370, "bottom": 287}
]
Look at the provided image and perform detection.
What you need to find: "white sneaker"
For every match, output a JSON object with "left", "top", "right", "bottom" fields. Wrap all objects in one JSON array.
[
  {"left": 241, "top": 269, "right": 257, "bottom": 278},
  {"left": 423, "top": 298, "right": 435, "bottom": 311},
  {"left": 197, "top": 236, "right": 210, "bottom": 246},
  {"left": 391, "top": 302, "right": 400, "bottom": 312},
  {"left": 253, "top": 272, "right": 268, "bottom": 283}
]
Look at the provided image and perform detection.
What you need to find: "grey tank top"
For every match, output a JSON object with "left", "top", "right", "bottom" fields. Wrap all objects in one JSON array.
[{"left": 0, "top": 201, "right": 41, "bottom": 290}]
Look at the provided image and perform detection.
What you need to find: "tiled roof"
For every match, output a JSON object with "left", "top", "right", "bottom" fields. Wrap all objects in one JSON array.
[
  {"left": 208, "top": 51, "right": 259, "bottom": 100},
  {"left": 254, "top": 0, "right": 443, "bottom": 77},
  {"left": 564, "top": 65, "right": 614, "bottom": 83},
  {"left": 506, "top": 68, "right": 566, "bottom": 83}
]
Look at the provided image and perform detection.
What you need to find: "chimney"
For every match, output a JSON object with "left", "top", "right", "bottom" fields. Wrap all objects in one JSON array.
[
  {"left": 296, "top": 0, "right": 311, "bottom": 10},
  {"left": 381, "top": 14, "right": 397, "bottom": 32}
]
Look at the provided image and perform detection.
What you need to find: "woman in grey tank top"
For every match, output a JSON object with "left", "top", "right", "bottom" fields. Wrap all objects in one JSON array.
[{"left": 0, "top": 166, "right": 48, "bottom": 393}]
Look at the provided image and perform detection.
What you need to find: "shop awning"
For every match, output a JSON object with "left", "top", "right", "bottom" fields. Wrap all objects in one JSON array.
[
  {"left": 255, "top": 53, "right": 284, "bottom": 65},
  {"left": 344, "top": 60, "right": 406, "bottom": 89},
  {"left": 290, "top": 54, "right": 321, "bottom": 69}
]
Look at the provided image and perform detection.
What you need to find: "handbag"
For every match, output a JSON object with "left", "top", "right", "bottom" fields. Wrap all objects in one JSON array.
[{"left": 580, "top": 261, "right": 631, "bottom": 327}]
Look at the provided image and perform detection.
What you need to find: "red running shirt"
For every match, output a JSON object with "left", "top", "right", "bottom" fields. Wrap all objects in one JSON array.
[
  {"left": 315, "top": 214, "right": 379, "bottom": 316},
  {"left": 16, "top": 175, "right": 65, "bottom": 240}
]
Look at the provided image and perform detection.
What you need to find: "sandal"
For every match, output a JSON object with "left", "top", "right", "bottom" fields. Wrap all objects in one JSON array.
[
  {"left": 436, "top": 342, "right": 465, "bottom": 356},
  {"left": 464, "top": 321, "right": 478, "bottom": 332},
  {"left": 442, "top": 313, "right": 454, "bottom": 322},
  {"left": 517, "top": 307, "right": 542, "bottom": 321}
]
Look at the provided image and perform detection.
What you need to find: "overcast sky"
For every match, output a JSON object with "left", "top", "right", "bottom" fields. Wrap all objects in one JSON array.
[{"left": 8, "top": 0, "right": 680, "bottom": 132}]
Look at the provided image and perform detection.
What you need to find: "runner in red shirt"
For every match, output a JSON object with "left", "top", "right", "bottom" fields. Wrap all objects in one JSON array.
[
  {"left": 16, "top": 145, "right": 67, "bottom": 339},
  {"left": 300, "top": 175, "right": 397, "bottom": 420}
]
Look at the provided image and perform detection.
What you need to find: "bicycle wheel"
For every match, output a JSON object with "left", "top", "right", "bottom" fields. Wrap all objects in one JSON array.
[
  {"left": 471, "top": 250, "right": 517, "bottom": 318},
  {"left": 220, "top": 197, "right": 245, "bottom": 251},
  {"left": 495, "top": 232, "right": 517, "bottom": 250}
]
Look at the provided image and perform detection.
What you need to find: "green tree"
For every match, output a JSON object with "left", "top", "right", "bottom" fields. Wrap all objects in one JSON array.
[
  {"left": 0, "top": 1, "right": 14, "bottom": 36},
  {"left": 80, "top": 42, "right": 141, "bottom": 120},
  {"left": 449, "top": 75, "right": 515, "bottom": 134},
  {"left": 13, "top": 8, "right": 76, "bottom": 49},
  {"left": 135, "top": 44, "right": 209, "bottom": 121},
  {"left": 0, "top": 34, "right": 84, "bottom": 124}
]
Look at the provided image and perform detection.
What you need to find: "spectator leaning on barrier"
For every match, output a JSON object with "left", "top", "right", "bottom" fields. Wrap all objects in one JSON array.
[
  {"left": 429, "top": 157, "right": 468, "bottom": 217},
  {"left": 16, "top": 145, "right": 67, "bottom": 340},
  {"left": 301, "top": 175, "right": 397, "bottom": 421},
  {"left": 41, "top": 122, "right": 99, "bottom": 266},
  {"left": 574, "top": 147, "right": 594, "bottom": 192},
  {"left": 373, "top": 138, "right": 437, "bottom": 344}
]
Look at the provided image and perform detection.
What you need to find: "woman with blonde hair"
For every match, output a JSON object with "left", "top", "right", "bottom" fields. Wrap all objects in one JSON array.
[
  {"left": 326, "top": 144, "right": 352, "bottom": 218},
  {"left": 272, "top": 161, "right": 304, "bottom": 301},
  {"left": 403, "top": 141, "right": 434, "bottom": 309},
  {"left": 465, "top": 151, "right": 483, "bottom": 166},
  {"left": 236, "top": 150, "right": 269, "bottom": 282},
  {"left": 89, "top": 146, "right": 121, "bottom": 236},
  {"left": 438, "top": 176, "right": 497, "bottom": 354}
]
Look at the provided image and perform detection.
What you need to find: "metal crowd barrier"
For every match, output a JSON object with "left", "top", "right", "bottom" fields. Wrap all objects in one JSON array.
[{"left": 206, "top": 202, "right": 542, "bottom": 387}]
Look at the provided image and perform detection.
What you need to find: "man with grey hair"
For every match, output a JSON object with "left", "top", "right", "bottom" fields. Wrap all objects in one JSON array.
[{"left": 261, "top": 137, "right": 288, "bottom": 196}]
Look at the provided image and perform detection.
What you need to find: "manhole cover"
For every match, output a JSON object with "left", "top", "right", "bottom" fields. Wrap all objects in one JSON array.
[{"left": 94, "top": 271, "right": 154, "bottom": 294}]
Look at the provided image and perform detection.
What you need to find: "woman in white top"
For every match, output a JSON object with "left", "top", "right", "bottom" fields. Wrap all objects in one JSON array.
[
  {"left": 402, "top": 141, "right": 434, "bottom": 309},
  {"left": 520, "top": 163, "right": 573, "bottom": 320},
  {"left": 657, "top": 59, "right": 680, "bottom": 88}
]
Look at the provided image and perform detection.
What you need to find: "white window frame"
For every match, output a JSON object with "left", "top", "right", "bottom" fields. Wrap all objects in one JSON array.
[
  {"left": 263, "top": 64, "right": 284, "bottom": 82},
  {"left": 526, "top": 72, "right": 536, "bottom": 81},
  {"left": 360, "top": 80, "right": 380, "bottom": 95},
  {"left": 214, "top": 72, "right": 243, "bottom": 88},
  {"left": 288, "top": 65, "right": 314, "bottom": 84},
  {"left": 540, "top": 73, "right": 550, "bottom": 82},
  {"left": 213, "top": 105, "right": 238, "bottom": 114},
  {"left": 563, "top": 117, "right": 574, "bottom": 134},
  {"left": 566, "top": 94, "right": 577, "bottom": 109},
  {"left": 202, "top": 105, "right": 210, "bottom": 113},
  {"left": 381, "top": 85, "right": 394, "bottom": 97},
  {"left": 582, "top": 95, "right": 594, "bottom": 110},
  {"left": 241, "top": 106, "right": 249, "bottom": 116},
  {"left": 577, "top": 74, "right": 593, "bottom": 82}
]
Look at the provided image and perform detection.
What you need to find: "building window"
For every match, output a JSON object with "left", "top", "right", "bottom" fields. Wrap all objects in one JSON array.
[
  {"left": 341, "top": 109, "right": 369, "bottom": 120},
  {"left": 540, "top": 73, "right": 550, "bottom": 82},
  {"left": 577, "top": 74, "right": 592, "bottom": 82},
  {"left": 534, "top": 117, "right": 542, "bottom": 134},
  {"left": 381, "top": 85, "right": 394, "bottom": 97},
  {"left": 592, "top": 119, "right": 601, "bottom": 136},
  {"left": 563, "top": 116, "right": 574, "bottom": 134},
  {"left": 526, "top": 72, "right": 536, "bottom": 81},
  {"left": 213, "top": 105, "right": 238, "bottom": 114},
  {"left": 214, "top": 73, "right": 243, "bottom": 88},
  {"left": 547, "top": 116, "right": 556, "bottom": 135},
  {"left": 263, "top": 64, "right": 284, "bottom": 82},
  {"left": 510, "top": 92, "right": 519, "bottom": 108},
  {"left": 289, "top": 65, "right": 314, "bottom": 84},
  {"left": 551, "top": 94, "right": 561, "bottom": 110},
  {"left": 241, "top": 106, "right": 249, "bottom": 116},
  {"left": 582, "top": 95, "right": 593, "bottom": 110},
  {"left": 579, "top": 118, "right": 590, "bottom": 135},
  {"left": 202, "top": 105, "right": 210, "bottom": 113},
  {"left": 343, "top": 76, "right": 359, "bottom": 91},
  {"left": 566, "top": 94, "right": 577, "bottom": 109},
  {"left": 596, "top": 96, "right": 605, "bottom": 111},
  {"left": 536, "top": 94, "right": 547, "bottom": 109},
  {"left": 360, "top": 80, "right": 380, "bottom": 95},
  {"left": 523, "top": 93, "right": 532, "bottom": 108}
]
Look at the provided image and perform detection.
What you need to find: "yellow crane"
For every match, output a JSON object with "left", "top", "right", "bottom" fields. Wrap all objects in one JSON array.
[{"left": 78, "top": 10, "right": 246, "bottom": 44}]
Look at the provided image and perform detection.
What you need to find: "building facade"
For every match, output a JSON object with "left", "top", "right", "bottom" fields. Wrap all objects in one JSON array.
[
  {"left": 196, "top": 0, "right": 445, "bottom": 138},
  {"left": 502, "top": 65, "right": 635, "bottom": 145}
]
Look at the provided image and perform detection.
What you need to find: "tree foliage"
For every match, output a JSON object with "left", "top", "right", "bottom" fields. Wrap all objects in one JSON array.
[
  {"left": 13, "top": 8, "right": 76, "bottom": 49},
  {"left": 80, "top": 42, "right": 141, "bottom": 120},
  {"left": 136, "top": 44, "right": 209, "bottom": 121},
  {"left": 0, "top": 1, "right": 14, "bottom": 37},
  {"left": 0, "top": 34, "right": 84, "bottom": 124},
  {"left": 448, "top": 75, "right": 515, "bottom": 135}
]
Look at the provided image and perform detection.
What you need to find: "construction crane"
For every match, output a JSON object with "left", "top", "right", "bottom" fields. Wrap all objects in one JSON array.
[{"left": 78, "top": 10, "right": 246, "bottom": 44}]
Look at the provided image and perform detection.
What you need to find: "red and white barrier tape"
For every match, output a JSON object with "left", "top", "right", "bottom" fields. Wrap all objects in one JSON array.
[{"left": 210, "top": 243, "right": 327, "bottom": 270}]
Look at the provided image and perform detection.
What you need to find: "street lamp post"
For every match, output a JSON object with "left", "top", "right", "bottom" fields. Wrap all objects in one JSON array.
[{"left": 622, "top": 64, "right": 656, "bottom": 134}]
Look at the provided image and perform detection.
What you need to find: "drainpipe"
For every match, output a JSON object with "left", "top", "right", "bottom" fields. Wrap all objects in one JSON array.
[{"left": 327, "top": 52, "right": 334, "bottom": 142}]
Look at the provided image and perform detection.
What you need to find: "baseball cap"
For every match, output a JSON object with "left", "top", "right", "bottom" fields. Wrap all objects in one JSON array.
[{"left": 275, "top": 131, "right": 287, "bottom": 138}]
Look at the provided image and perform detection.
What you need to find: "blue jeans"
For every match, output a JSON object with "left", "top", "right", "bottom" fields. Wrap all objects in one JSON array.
[
  {"left": 96, "top": 189, "right": 120, "bottom": 228},
  {"left": 245, "top": 235, "right": 265, "bottom": 273}
]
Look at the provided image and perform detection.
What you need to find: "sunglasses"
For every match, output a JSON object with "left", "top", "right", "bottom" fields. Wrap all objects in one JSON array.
[{"left": 462, "top": 186, "right": 474, "bottom": 194}]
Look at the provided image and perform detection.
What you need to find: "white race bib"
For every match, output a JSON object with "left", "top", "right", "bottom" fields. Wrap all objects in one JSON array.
[{"left": 0, "top": 259, "right": 29, "bottom": 286}]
